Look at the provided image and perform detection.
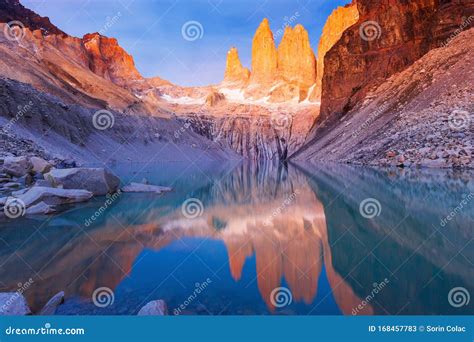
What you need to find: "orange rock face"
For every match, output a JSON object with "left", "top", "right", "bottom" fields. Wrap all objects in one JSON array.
[
  {"left": 277, "top": 25, "right": 316, "bottom": 88},
  {"left": 81, "top": 33, "right": 142, "bottom": 87},
  {"left": 250, "top": 18, "right": 278, "bottom": 84},
  {"left": 224, "top": 47, "right": 250, "bottom": 84},
  {"left": 310, "top": 3, "right": 359, "bottom": 101}
]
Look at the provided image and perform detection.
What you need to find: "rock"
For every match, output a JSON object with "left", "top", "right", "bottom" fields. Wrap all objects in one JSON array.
[
  {"left": 15, "top": 186, "right": 93, "bottom": 207},
  {"left": 26, "top": 201, "right": 57, "bottom": 215},
  {"left": 137, "top": 300, "right": 167, "bottom": 316},
  {"left": 277, "top": 25, "right": 316, "bottom": 88},
  {"left": 205, "top": 91, "right": 226, "bottom": 107},
  {"left": 11, "top": 189, "right": 28, "bottom": 196},
  {"left": 0, "top": 293, "right": 31, "bottom": 315},
  {"left": 2, "top": 157, "right": 32, "bottom": 177},
  {"left": 39, "top": 291, "right": 65, "bottom": 315},
  {"left": 35, "top": 179, "right": 54, "bottom": 187},
  {"left": 122, "top": 183, "right": 172, "bottom": 194},
  {"left": 81, "top": 33, "right": 143, "bottom": 87},
  {"left": 3, "top": 182, "right": 21, "bottom": 189},
  {"left": 45, "top": 168, "right": 120, "bottom": 195},
  {"left": 250, "top": 18, "right": 278, "bottom": 84},
  {"left": 386, "top": 151, "right": 397, "bottom": 158},
  {"left": 319, "top": 0, "right": 473, "bottom": 118},
  {"left": 313, "top": 3, "right": 359, "bottom": 101},
  {"left": 224, "top": 47, "right": 250, "bottom": 84},
  {"left": 30, "top": 157, "right": 53, "bottom": 174}
]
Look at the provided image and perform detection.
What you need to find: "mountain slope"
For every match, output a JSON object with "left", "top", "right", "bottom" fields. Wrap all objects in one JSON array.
[{"left": 293, "top": 29, "right": 473, "bottom": 169}]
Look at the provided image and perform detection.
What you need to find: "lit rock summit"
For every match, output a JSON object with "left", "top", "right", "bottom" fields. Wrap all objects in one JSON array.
[{"left": 221, "top": 18, "right": 318, "bottom": 104}]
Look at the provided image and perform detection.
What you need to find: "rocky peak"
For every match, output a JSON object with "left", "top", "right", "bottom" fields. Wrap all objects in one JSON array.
[
  {"left": 224, "top": 47, "right": 250, "bottom": 84},
  {"left": 250, "top": 18, "right": 278, "bottom": 84},
  {"left": 81, "top": 33, "right": 142, "bottom": 87},
  {"left": 0, "top": 0, "right": 66, "bottom": 36},
  {"left": 277, "top": 24, "right": 316, "bottom": 88}
]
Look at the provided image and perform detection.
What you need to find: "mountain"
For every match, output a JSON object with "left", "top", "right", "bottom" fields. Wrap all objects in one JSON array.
[
  {"left": 221, "top": 19, "right": 318, "bottom": 104},
  {"left": 319, "top": 0, "right": 474, "bottom": 119},
  {"left": 295, "top": 28, "right": 473, "bottom": 168}
]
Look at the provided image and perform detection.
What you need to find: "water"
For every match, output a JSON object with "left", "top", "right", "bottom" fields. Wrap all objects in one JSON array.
[{"left": 0, "top": 162, "right": 472, "bottom": 315}]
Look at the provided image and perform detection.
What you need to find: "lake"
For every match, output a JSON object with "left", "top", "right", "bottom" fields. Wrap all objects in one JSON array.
[{"left": 0, "top": 161, "right": 472, "bottom": 315}]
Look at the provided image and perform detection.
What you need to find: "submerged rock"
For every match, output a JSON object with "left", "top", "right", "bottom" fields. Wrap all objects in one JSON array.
[
  {"left": 39, "top": 291, "right": 65, "bottom": 315},
  {"left": 0, "top": 293, "right": 31, "bottom": 315},
  {"left": 122, "top": 183, "right": 172, "bottom": 194},
  {"left": 137, "top": 300, "right": 168, "bottom": 316},
  {"left": 45, "top": 168, "right": 120, "bottom": 196}
]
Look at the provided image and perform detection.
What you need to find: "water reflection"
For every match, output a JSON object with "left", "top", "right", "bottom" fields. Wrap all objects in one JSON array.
[{"left": 0, "top": 162, "right": 472, "bottom": 315}]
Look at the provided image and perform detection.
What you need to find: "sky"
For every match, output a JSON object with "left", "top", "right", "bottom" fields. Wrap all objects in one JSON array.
[{"left": 22, "top": 0, "right": 351, "bottom": 87}]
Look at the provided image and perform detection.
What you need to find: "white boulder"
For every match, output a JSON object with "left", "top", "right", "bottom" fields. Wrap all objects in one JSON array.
[
  {"left": 45, "top": 168, "right": 120, "bottom": 196},
  {"left": 16, "top": 186, "right": 93, "bottom": 207},
  {"left": 137, "top": 300, "right": 168, "bottom": 316}
]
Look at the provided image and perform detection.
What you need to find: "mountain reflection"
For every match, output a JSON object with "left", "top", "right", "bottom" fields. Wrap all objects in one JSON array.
[{"left": 0, "top": 162, "right": 472, "bottom": 315}]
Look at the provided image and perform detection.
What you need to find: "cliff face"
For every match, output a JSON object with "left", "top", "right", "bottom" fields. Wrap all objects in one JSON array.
[
  {"left": 81, "top": 33, "right": 143, "bottom": 87},
  {"left": 310, "top": 3, "right": 359, "bottom": 102},
  {"left": 319, "top": 0, "right": 474, "bottom": 119}
]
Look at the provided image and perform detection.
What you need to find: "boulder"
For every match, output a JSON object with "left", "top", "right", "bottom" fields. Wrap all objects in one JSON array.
[
  {"left": 45, "top": 168, "right": 120, "bottom": 195},
  {"left": 30, "top": 157, "right": 53, "bottom": 174},
  {"left": 0, "top": 293, "right": 31, "bottom": 315},
  {"left": 137, "top": 300, "right": 167, "bottom": 316},
  {"left": 15, "top": 186, "right": 93, "bottom": 207},
  {"left": 3, "top": 157, "right": 32, "bottom": 177},
  {"left": 122, "top": 183, "right": 172, "bottom": 194},
  {"left": 39, "top": 291, "right": 65, "bottom": 315}
]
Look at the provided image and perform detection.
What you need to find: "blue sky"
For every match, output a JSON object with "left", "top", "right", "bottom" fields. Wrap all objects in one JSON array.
[{"left": 23, "top": 0, "right": 351, "bottom": 86}]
